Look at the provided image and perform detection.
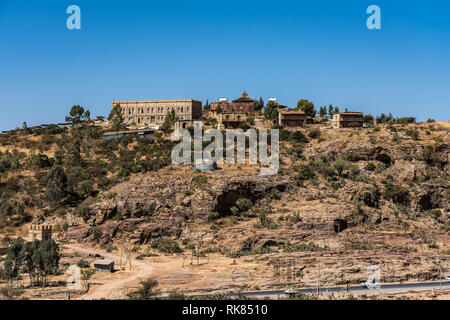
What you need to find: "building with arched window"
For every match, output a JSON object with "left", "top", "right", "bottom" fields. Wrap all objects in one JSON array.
[{"left": 112, "top": 99, "right": 202, "bottom": 127}]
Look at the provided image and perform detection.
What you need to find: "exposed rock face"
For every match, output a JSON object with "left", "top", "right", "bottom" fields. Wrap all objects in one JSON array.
[
  {"left": 79, "top": 174, "right": 292, "bottom": 243},
  {"left": 333, "top": 219, "right": 348, "bottom": 233},
  {"left": 66, "top": 225, "right": 90, "bottom": 241},
  {"left": 412, "top": 185, "right": 449, "bottom": 212}
]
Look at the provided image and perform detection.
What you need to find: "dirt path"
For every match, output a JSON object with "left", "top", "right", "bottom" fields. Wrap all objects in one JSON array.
[{"left": 64, "top": 244, "right": 155, "bottom": 300}]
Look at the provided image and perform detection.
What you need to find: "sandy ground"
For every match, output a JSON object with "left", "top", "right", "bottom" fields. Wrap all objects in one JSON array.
[{"left": 64, "top": 244, "right": 155, "bottom": 300}]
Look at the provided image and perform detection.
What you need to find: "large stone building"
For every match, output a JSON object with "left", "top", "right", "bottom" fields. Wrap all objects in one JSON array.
[
  {"left": 278, "top": 110, "right": 307, "bottom": 128},
  {"left": 113, "top": 99, "right": 203, "bottom": 128},
  {"left": 331, "top": 112, "right": 364, "bottom": 129},
  {"left": 210, "top": 91, "right": 256, "bottom": 114}
]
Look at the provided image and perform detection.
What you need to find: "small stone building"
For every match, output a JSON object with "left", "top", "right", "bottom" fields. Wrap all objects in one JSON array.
[
  {"left": 94, "top": 259, "right": 115, "bottom": 273},
  {"left": 28, "top": 224, "right": 52, "bottom": 242},
  {"left": 278, "top": 110, "right": 307, "bottom": 128},
  {"left": 331, "top": 112, "right": 364, "bottom": 129}
]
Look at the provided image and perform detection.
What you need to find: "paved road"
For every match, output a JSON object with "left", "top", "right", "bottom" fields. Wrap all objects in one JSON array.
[{"left": 225, "top": 281, "right": 450, "bottom": 298}]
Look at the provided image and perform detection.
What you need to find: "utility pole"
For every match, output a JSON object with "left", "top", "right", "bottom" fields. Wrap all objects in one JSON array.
[{"left": 317, "top": 263, "right": 321, "bottom": 294}]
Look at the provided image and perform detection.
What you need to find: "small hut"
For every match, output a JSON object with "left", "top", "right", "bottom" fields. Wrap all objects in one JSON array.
[{"left": 94, "top": 259, "right": 115, "bottom": 273}]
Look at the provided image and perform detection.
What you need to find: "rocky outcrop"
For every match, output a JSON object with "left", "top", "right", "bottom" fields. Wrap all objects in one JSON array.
[{"left": 76, "top": 173, "right": 292, "bottom": 242}]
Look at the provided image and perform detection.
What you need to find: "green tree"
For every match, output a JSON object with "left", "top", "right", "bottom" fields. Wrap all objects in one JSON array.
[
  {"left": 296, "top": 99, "right": 316, "bottom": 118},
  {"left": 128, "top": 278, "right": 160, "bottom": 300},
  {"left": 44, "top": 166, "right": 67, "bottom": 204},
  {"left": 66, "top": 105, "right": 90, "bottom": 126},
  {"left": 332, "top": 160, "right": 350, "bottom": 177},
  {"left": 319, "top": 106, "right": 327, "bottom": 118},
  {"left": 363, "top": 115, "right": 374, "bottom": 126},
  {"left": 0, "top": 238, "right": 25, "bottom": 284},
  {"left": 334, "top": 106, "right": 340, "bottom": 114},
  {"left": 328, "top": 104, "right": 334, "bottom": 118},
  {"left": 23, "top": 240, "right": 60, "bottom": 287},
  {"left": 264, "top": 100, "right": 278, "bottom": 124},
  {"left": 256, "top": 97, "right": 264, "bottom": 112},
  {"left": 203, "top": 99, "right": 210, "bottom": 112},
  {"left": 0, "top": 286, "right": 24, "bottom": 300},
  {"left": 65, "top": 139, "right": 82, "bottom": 167},
  {"left": 236, "top": 198, "right": 253, "bottom": 212},
  {"left": 162, "top": 109, "right": 178, "bottom": 133},
  {"left": 108, "top": 104, "right": 124, "bottom": 132}
]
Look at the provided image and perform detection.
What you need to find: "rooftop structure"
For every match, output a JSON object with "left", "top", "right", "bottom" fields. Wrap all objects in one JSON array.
[{"left": 210, "top": 91, "right": 256, "bottom": 114}]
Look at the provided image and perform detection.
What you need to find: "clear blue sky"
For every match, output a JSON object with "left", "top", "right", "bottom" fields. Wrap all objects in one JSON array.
[{"left": 1, "top": 0, "right": 450, "bottom": 130}]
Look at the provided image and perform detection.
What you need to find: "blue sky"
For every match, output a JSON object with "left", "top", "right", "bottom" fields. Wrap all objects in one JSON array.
[{"left": 1, "top": 0, "right": 449, "bottom": 130}]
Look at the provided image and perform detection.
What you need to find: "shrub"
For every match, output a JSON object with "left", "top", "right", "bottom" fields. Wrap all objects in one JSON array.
[
  {"left": 308, "top": 128, "right": 321, "bottom": 139},
  {"left": 405, "top": 129, "right": 419, "bottom": 141},
  {"left": 128, "top": 278, "right": 160, "bottom": 300},
  {"left": 365, "top": 163, "right": 376, "bottom": 171},
  {"left": 77, "top": 260, "right": 90, "bottom": 268},
  {"left": 279, "top": 129, "right": 291, "bottom": 141},
  {"left": 236, "top": 198, "right": 253, "bottom": 212},
  {"left": 89, "top": 227, "right": 103, "bottom": 242},
  {"left": 30, "top": 153, "right": 54, "bottom": 169},
  {"left": 230, "top": 206, "right": 240, "bottom": 216},
  {"left": 288, "top": 131, "right": 308, "bottom": 143},
  {"left": 331, "top": 160, "right": 350, "bottom": 177},
  {"left": 397, "top": 117, "right": 416, "bottom": 125},
  {"left": 295, "top": 165, "right": 316, "bottom": 181},
  {"left": 284, "top": 242, "right": 324, "bottom": 252},
  {"left": 392, "top": 134, "right": 401, "bottom": 144},
  {"left": 79, "top": 206, "right": 92, "bottom": 221},
  {"left": 384, "top": 181, "right": 409, "bottom": 205},
  {"left": 150, "top": 237, "right": 183, "bottom": 253},
  {"left": 209, "top": 212, "right": 220, "bottom": 221},
  {"left": 193, "top": 175, "right": 208, "bottom": 185},
  {"left": 290, "top": 147, "right": 303, "bottom": 161}
]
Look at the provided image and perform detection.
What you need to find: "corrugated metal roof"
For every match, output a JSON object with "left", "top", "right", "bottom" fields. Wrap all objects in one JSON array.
[{"left": 94, "top": 259, "right": 114, "bottom": 265}]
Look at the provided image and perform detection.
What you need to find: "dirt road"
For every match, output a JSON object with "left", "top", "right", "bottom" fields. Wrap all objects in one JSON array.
[{"left": 65, "top": 244, "right": 155, "bottom": 300}]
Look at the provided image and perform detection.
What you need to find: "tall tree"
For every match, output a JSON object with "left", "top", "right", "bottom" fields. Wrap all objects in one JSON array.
[
  {"left": 296, "top": 99, "right": 316, "bottom": 118},
  {"left": 66, "top": 105, "right": 90, "bottom": 126},
  {"left": 328, "top": 104, "right": 334, "bottom": 118},
  {"left": 44, "top": 166, "right": 67, "bottom": 204},
  {"left": 255, "top": 97, "right": 264, "bottom": 112},
  {"left": 203, "top": 99, "right": 210, "bottom": 112},
  {"left": 264, "top": 100, "right": 278, "bottom": 124},
  {"left": 162, "top": 109, "right": 178, "bottom": 133},
  {"left": 319, "top": 106, "right": 327, "bottom": 118},
  {"left": 0, "top": 238, "right": 25, "bottom": 284},
  {"left": 65, "top": 139, "right": 82, "bottom": 167},
  {"left": 108, "top": 104, "right": 124, "bottom": 132}
]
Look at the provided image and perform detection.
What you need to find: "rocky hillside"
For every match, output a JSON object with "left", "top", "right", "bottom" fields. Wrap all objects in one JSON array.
[{"left": 1, "top": 120, "right": 449, "bottom": 285}]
